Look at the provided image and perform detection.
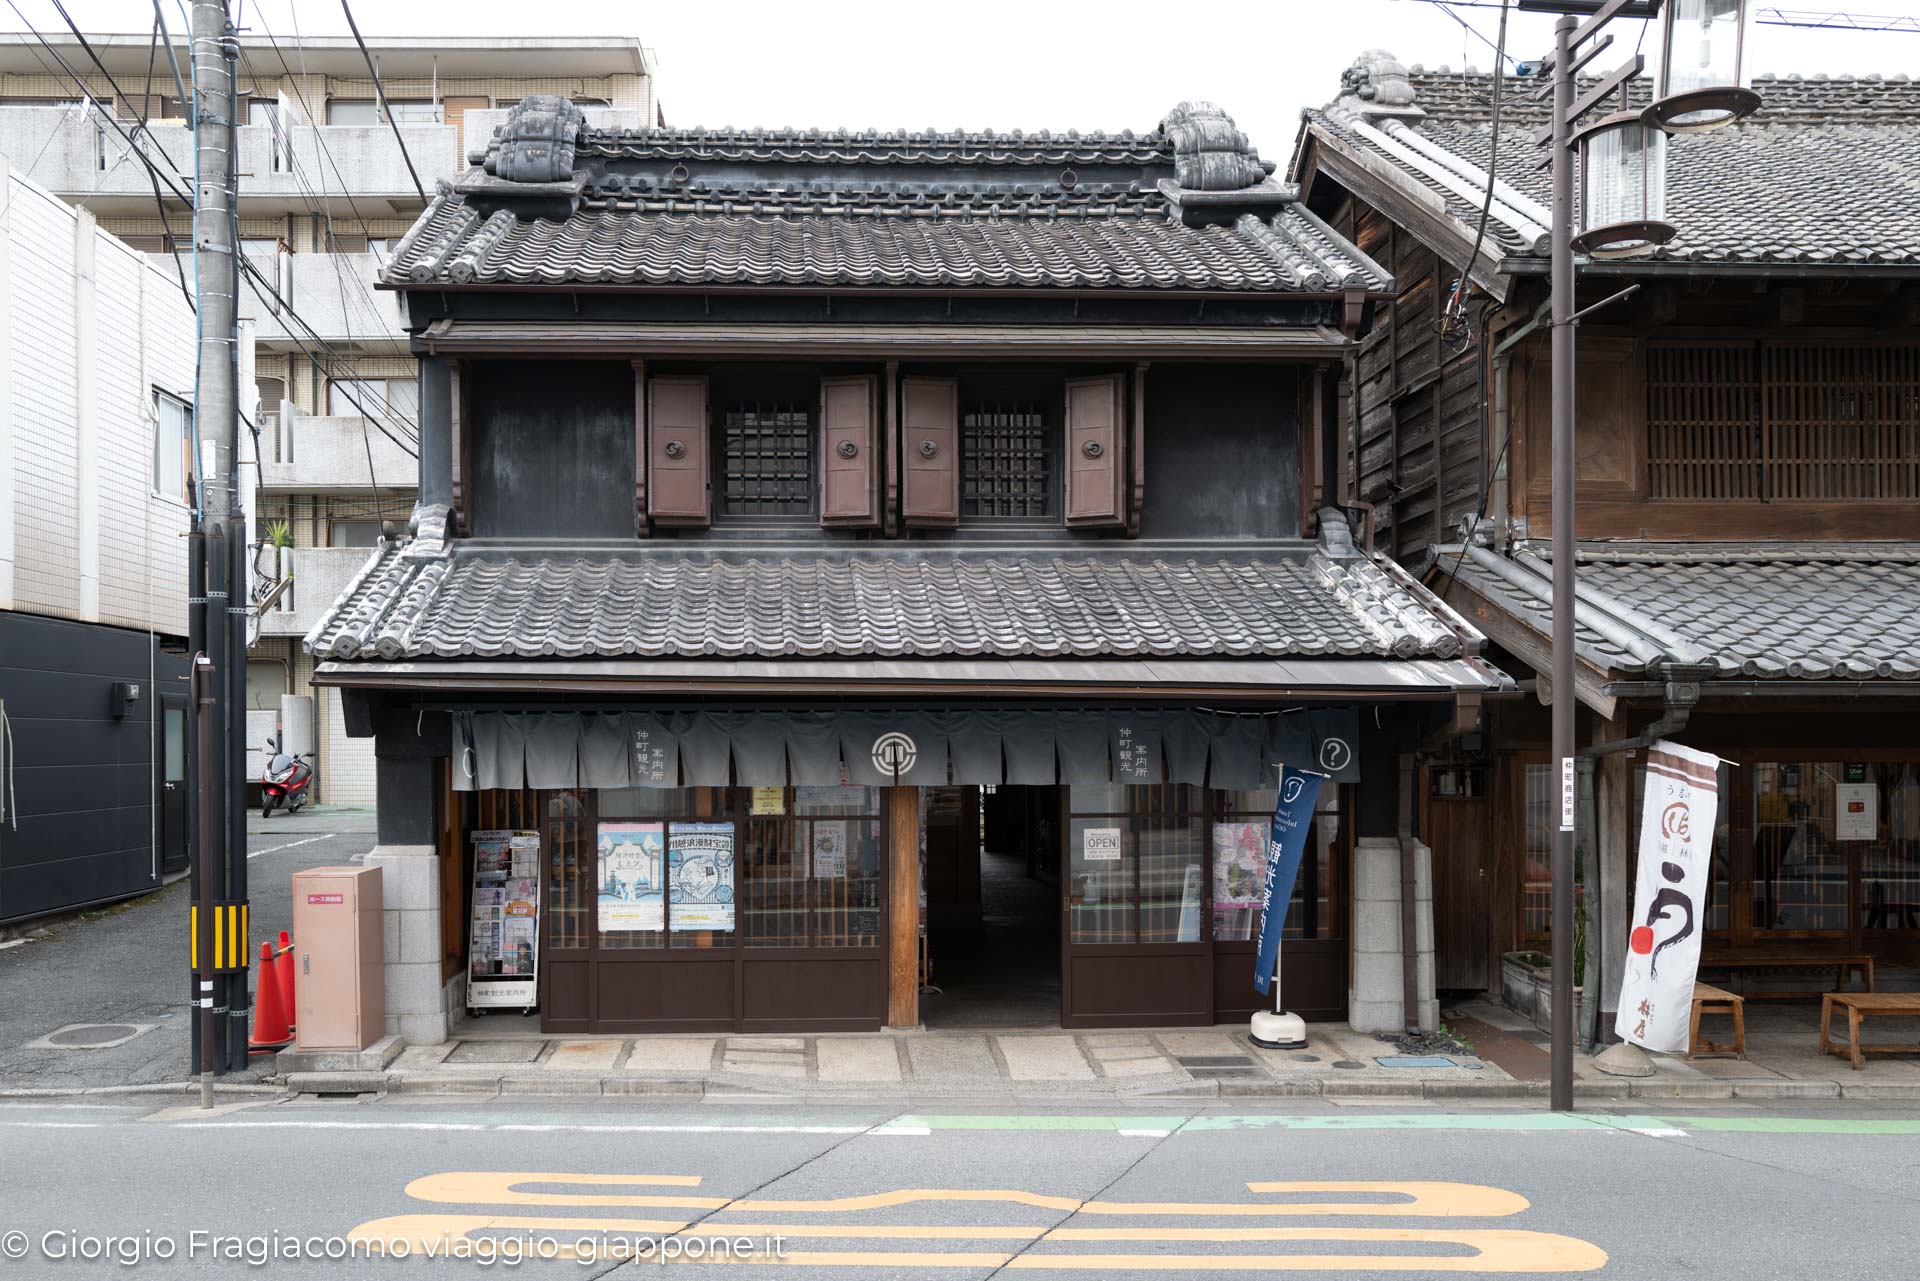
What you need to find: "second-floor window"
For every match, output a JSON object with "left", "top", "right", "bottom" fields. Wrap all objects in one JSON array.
[
  {"left": 153, "top": 389, "right": 192, "bottom": 504},
  {"left": 962, "top": 402, "right": 1056, "bottom": 520},
  {"left": 719, "top": 400, "right": 814, "bottom": 519},
  {"left": 1646, "top": 341, "right": 1920, "bottom": 501}
]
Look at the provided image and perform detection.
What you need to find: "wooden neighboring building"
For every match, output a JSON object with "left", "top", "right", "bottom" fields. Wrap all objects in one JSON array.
[
  {"left": 1292, "top": 54, "right": 1920, "bottom": 1031},
  {"left": 305, "top": 96, "right": 1509, "bottom": 1043}
]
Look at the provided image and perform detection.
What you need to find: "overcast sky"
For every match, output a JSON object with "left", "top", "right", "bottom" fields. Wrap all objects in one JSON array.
[{"left": 17, "top": 1, "right": 1920, "bottom": 163}]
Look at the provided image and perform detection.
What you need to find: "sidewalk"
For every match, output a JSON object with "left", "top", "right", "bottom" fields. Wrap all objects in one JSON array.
[{"left": 281, "top": 1009, "right": 1920, "bottom": 1101}]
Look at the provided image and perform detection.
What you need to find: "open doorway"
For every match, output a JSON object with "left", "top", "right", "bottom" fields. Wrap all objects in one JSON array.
[{"left": 920, "top": 785, "right": 1062, "bottom": 1028}]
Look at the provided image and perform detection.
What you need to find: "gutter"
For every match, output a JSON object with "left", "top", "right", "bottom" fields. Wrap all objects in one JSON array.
[{"left": 1499, "top": 257, "right": 1920, "bottom": 281}]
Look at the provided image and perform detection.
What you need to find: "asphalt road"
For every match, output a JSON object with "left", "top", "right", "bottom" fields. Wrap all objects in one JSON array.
[
  {"left": 0, "top": 813, "right": 374, "bottom": 1089},
  {"left": 0, "top": 1095, "right": 1916, "bottom": 1278}
]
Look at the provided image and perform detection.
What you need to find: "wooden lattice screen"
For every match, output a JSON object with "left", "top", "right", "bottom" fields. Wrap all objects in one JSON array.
[{"left": 1647, "top": 342, "right": 1920, "bottom": 500}]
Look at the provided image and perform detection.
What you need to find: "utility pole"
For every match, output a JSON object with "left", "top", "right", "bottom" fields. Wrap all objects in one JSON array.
[
  {"left": 189, "top": 0, "right": 246, "bottom": 1084},
  {"left": 1546, "top": 13, "right": 1578, "bottom": 1116}
]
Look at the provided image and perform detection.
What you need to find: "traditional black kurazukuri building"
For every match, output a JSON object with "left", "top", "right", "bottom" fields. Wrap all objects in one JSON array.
[{"left": 308, "top": 96, "right": 1506, "bottom": 1044}]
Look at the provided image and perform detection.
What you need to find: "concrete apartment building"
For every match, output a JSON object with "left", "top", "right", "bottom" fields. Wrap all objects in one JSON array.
[{"left": 0, "top": 33, "right": 659, "bottom": 803}]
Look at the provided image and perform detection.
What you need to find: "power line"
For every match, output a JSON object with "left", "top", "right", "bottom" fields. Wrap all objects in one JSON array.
[
  {"left": 1442, "top": 0, "right": 1509, "bottom": 347},
  {"left": 1399, "top": 0, "right": 1920, "bottom": 33}
]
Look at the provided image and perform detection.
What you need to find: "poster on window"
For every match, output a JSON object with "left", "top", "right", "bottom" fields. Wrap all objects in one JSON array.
[
  {"left": 598, "top": 822, "right": 666, "bottom": 932},
  {"left": 811, "top": 821, "right": 849, "bottom": 880},
  {"left": 468, "top": 830, "right": 540, "bottom": 1009},
  {"left": 1211, "top": 821, "right": 1266, "bottom": 940},
  {"left": 1616, "top": 741, "right": 1723, "bottom": 1053},
  {"left": 669, "top": 822, "right": 736, "bottom": 932}
]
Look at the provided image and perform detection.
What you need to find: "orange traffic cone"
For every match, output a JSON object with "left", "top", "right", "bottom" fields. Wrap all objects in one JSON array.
[
  {"left": 275, "top": 930, "right": 297, "bottom": 1030},
  {"left": 248, "top": 942, "right": 293, "bottom": 1054}
]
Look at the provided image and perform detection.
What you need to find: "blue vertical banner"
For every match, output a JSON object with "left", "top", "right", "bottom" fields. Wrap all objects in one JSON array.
[{"left": 1253, "top": 767, "right": 1325, "bottom": 995}]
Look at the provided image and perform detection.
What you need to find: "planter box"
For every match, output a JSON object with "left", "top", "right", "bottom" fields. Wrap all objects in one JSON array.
[{"left": 1501, "top": 951, "right": 1580, "bottom": 1035}]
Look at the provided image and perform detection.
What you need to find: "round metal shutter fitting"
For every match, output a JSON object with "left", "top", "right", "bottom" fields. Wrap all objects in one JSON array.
[
  {"left": 1082, "top": 440, "right": 1104, "bottom": 458},
  {"left": 663, "top": 439, "right": 686, "bottom": 459},
  {"left": 837, "top": 440, "right": 859, "bottom": 459},
  {"left": 919, "top": 440, "right": 938, "bottom": 458}
]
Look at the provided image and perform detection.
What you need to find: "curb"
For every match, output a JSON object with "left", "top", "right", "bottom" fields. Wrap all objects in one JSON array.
[
  {"left": 270, "top": 1070, "right": 1920, "bottom": 1102},
  {"left": 0, "top": 1081, "right": 282, "bottom": 1099}
]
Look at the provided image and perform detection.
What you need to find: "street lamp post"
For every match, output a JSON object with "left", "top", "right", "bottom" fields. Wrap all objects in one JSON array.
[{"left": 1533, "top": 0, "right": 1757, "bottom": 1112}]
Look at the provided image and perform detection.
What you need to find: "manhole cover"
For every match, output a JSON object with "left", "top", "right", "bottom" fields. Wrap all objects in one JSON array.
[
  {"left": 1292, "top": 1054, "right": 1322, "bottom": 1063},
  {"left": 1331, "top": 1059, "right": 1365, "bottom": 1070},
  {"left": 29, "top": 1022, "right": 154, "bottom": 1050},
  {"left": 445, "top": 1040, "right": 545, "bottom": 1064}
]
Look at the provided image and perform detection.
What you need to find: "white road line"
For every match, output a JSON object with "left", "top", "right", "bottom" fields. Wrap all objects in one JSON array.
[
  {"left": 868, "top": 1125, "right": 933, "bottom": 1136},
  {"left": 1, "top": 1121, "right": 102, "bottom": 1128},
  {"left": 168, "top": 1120, "right": 877, "bottom": 1135},
  {"left": 247, "top": 833, "right": 333, "bottom": 860},
  {"left": 1117, "top": 1129, "right": 1172, "bottom": 1138}
]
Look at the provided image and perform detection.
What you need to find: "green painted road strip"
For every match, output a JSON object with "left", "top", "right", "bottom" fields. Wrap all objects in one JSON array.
[{"left": 894, "top": 1113, "right": 1920, "bottom": 1135}]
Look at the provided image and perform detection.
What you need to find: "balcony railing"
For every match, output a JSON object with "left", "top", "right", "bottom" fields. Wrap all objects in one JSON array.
[
  {"left": 260, "top": 405, "right": 417, "bottom": 492},
  {"left": 256, "top": 545, "right": 386, "bottom": 638}
]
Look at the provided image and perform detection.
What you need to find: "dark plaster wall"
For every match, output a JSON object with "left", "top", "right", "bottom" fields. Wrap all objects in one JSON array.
[
  {"left": 1140, "top": 364, "right": 1300, "bottom": 539},
  {"left": 471, "top": 360, "right": 636, "bottom": 538}
]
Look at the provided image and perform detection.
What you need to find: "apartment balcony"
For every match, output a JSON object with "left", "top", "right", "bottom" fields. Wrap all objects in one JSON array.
[
  {"left": 260, "top": 405, "right": 417, "bottom": 494},
  {"left": 0, "top": 108, "right": 461, "bottom": 216},
  {"left": 244, "top": 252, "right": 405, "bottom": 349},
  {"left": 256, "top": 546, "right": 383, "bottom": 639}
]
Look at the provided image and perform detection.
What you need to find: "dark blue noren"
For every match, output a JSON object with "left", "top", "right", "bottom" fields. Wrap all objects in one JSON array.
[{"left": 1253, "top": 767, "right": 1324, "bottom": 996}]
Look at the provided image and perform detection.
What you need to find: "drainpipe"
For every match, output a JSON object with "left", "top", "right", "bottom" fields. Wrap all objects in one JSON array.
[
  {"left": 1490, "top": 301, "right": 1550, "bottom": 541},
  {"left": 1398, "top": 752, "right": 1420, "bottom": 1034}
]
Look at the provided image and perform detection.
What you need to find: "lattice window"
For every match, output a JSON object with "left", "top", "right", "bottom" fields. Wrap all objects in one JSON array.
[
  {"left": 1647, "top": 342, "right": 1920, "bottom": 500},
  {"left": 719, "top": 403, "right": 812, "bottom": 517},
  {"left": 961, "top": 404, "right": 1053, "bottom": 518}
]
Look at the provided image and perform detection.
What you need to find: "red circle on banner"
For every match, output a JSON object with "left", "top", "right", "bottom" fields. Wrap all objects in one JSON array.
[{"left": 1629, "top": 926, "right": 1655, "bottom": 955}]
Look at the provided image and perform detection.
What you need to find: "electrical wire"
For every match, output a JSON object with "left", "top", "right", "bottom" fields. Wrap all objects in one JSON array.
[
  {"left": 341, "top": 0, "right": 428, "bottom": 203},
  {"left": 1440, "top": 0, "right": 1508, "bottom": 349}
]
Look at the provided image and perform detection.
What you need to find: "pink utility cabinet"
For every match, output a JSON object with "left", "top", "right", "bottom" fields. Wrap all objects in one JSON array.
[{"left": 291, "top": 866, "right": 384, "bottom": 1051}]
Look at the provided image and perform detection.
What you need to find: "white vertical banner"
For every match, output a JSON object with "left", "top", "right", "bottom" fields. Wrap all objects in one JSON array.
[{"left": 1616, "top": 741, "right": 1722, "bottom": 1053}]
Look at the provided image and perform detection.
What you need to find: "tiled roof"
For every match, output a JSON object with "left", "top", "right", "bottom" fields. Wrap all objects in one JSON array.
[
  {"left": 306, "top": 542, "right": 1477, "bottom": 664},
  {"left": 382, "top": 98, "right": 1391, "bottom": 294},
  {"left": 1438, "top": 542, "right": 1920, "bottom": 681},
  {"left": 390, "top": 196, "right": 1382, "bottom": 291},
  {"left": 1300, "top": 58, "right": 1920, "bottom": 270}
]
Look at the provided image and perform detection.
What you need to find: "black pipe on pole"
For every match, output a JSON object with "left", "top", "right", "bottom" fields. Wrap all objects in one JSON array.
[
  {"left": 186, "top": 528, "right": 205, "bottom": 1076},
  {"left": 224, "top": 28, "right": 250, "bottom": 1069},
  {"left": 192, "top": 656, "right": 216, "bottom": 1108},
  {"left": 1548, "top": 13, "right": 1578, "bottom": 1114}
]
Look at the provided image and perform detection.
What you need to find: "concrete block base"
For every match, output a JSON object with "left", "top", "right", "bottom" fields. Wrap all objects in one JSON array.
[
  {"left": 362, "top": 843, "right": 453, "bottom": 1045},
  {"left": 276, "top": 1034, "right": 404, "bottom": 1075}
]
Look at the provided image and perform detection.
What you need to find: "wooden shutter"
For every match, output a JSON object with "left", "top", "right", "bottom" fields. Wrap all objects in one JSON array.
[
  {"left": 819, "top": 375, "right": 880, "bottom": 527},
  {"left": 646, "top": 375, "right": 710, "bottom": 527},
  {"left": 901, "top": 376, "right": 959, "bottom": 526},
  {"left": 1065, "top": 374, "right": 1125, "bottom": 526}
]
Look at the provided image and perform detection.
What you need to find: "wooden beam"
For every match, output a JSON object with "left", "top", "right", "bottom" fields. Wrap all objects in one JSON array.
[
  {"left": 1776, "top": 287, "right": 1806, "bottom": 326},
  {"left": 632, "top": 358, "right": 649, "bottom": 537},
  {"left": 886, "top": 785, "right": 920, "bottom": 1028},
  {"left": 883, "top": 360, "right": 899, "bottom": 538},
  {"left": 448, "top": 358, "right": 466, "bottom": 535}
]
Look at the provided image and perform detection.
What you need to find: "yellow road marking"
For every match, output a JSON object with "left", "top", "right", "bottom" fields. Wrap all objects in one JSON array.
[{"left": 402, "top": 1174, "right": 1524, "bottom": 1218}]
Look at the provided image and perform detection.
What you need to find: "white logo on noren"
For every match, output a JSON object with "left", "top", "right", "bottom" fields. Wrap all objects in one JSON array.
[
  {"left": 1318, "top": 737, "right": 1352, "bottom": 772},
  {"left": 872, "top": 732, "right": 918, "bottom": 777}
]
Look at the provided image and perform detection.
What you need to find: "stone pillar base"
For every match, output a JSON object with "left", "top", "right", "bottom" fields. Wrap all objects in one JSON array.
[
  {"left": 362, "top": 843, "right": 452, "bottom": 1046},
  {"left": 1348, "top": 836, "right": 1438, "bottom": 1033}
]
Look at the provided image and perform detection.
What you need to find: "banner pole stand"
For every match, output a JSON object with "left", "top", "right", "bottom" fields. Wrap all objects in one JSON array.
[{"left": 1249, "top": 947, "right": 1307, "bottom": 1050}]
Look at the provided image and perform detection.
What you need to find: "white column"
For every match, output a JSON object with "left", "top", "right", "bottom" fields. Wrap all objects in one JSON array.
[
  {"left": 1348, "top": 837, "right": 1438, "bottom": 1033},
  {"left": 73, "top": 206, "right": 98, "bottom": 621}
]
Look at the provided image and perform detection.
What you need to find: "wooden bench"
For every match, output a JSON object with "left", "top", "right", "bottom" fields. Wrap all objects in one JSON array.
[
  {"left": 1819, "top": 993, "right": 1920, "bottom": 1070},
  {"left": 1689, "top": 982, "right": 1746, "bottom": 1059},
  {"left": 1700, "top": 951, "right": 1875, "bottom": 1000}
]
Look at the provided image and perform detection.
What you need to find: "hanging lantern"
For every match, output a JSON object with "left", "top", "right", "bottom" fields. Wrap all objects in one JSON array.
[
  {"left": 1648, "top": 0, "right": 1760, "bottom": 132},
  {"left": 1573, "top": 111, "right": 1674, "bottom": 259}
]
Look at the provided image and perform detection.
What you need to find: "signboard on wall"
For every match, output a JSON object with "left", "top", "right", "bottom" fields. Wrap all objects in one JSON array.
[
  {"left": 468, "top": 830, "right": 540, "bottom": 1010},
  {"left": 1083, "top": 827, "right": 1122, "bottom": 861},
  {"left": 1836, "top": 783, "right": 1877, "bottom": 841}
]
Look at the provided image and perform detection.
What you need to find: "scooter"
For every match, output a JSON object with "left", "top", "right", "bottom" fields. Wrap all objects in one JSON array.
[{"left": 260, "top": 738, "right": 316, "bottom": 818}]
